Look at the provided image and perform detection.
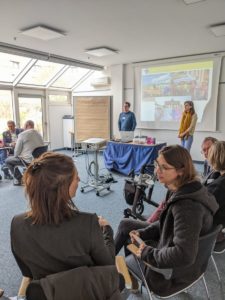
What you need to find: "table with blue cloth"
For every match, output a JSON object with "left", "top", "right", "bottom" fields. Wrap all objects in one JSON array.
[{"left": 104, "top": 141, "right": 166, "bottom": 175}]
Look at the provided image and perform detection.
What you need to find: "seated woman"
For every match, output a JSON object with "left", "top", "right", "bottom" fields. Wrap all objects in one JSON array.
[
  {"left": 117, "top": 145, "right": 219, "bottom": 296},
  {"left": 207, "top": 141, "right": 225, "bottom": 240},
  {"left": 11, "top": 152, "right": 120, "bottom": 299}
]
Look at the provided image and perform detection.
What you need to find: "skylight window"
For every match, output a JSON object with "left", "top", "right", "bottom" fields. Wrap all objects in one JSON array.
[
  {"left": 51, "top": 67, "right": 90, "bottom": 89},
  {"left": 20, "top": 60, "right": 65, "bottom": 86},
  {"left": 0, "top": 53, "right": 31, "bottom": 83}
]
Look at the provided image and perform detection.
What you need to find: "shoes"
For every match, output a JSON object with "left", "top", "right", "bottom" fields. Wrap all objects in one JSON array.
[
  {"left": 13, "top": 179, "right": 22, "bottom": 186},
  {"left": 14, "top": 166, "right": 23, "bottom": 181},
  {"left": 130, "top": 274, "right": 139, "bottom": 293},
  {"left": 0, "top": 288, "right": 4, "bottom": 297},
  {"left": 2, "top": 166, "right": 13, "bottom": 180}
]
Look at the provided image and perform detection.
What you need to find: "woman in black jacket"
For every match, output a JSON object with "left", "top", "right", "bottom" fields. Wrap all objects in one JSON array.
[
  {"left": 207, "top": 141, "right": 225, "bottom": 232},
  {"left": 11, "top": 152, "right": 120, "bottom": 299},
  {"left": 128, "top": 145, "right": 218, "bottom": 297}
]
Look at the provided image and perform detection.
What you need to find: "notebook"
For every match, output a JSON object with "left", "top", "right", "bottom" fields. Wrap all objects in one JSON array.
[{"left": 120, "top": 131, "right": 134, "bottom": 143}]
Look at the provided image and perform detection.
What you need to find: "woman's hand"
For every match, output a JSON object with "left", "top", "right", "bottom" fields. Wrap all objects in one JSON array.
[
  {"left": 98, "top": 216, "right": 109, "bottom": 227},
  {"left": 129, "top": 230, "right": 140, "bottom": 243},
  {"left": 136, "top": 243, "right": 146, "bottom": 258}
]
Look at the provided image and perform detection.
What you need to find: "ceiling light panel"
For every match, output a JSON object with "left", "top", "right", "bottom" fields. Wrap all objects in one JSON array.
[
  {"left": 210, "top": 24, "right": 225, "bottom": 37},
  {"left": 183, "top": 0, "right": 205, "bottom": 4},
  {"left": 85, "top": 47, "right": 118, "bottom": 57},
  {"left": 20, "top": 26, "right": 65, "bottom": 41}
]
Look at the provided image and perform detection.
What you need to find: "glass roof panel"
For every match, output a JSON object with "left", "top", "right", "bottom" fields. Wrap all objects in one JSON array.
[
  {"left": 51, "top": 67, "right": 90, "bottom": 88},
  {"left": 20, "top": 60, "right": 64, "bottom": 86},
  {"left": 0, "top": 53, "right": 31, "bottom": 83}
]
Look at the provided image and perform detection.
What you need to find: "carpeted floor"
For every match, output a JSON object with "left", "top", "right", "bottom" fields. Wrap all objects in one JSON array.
[{"left": 0, "top": 150, "right": 224, "bottom": 299}]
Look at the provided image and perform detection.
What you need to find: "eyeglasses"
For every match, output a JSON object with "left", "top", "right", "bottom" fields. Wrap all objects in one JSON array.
[{"left": 154, "top": 160, "right": 175, "bottom": 172}]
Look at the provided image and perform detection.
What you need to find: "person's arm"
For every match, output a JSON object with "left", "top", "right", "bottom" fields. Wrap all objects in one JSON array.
[
  {"left": 207, "top": 179, "right": 225, "bottom": 210},
  {"left": 137, "top": 221, "right": 160, "bottom": 241},
  {"left": 140, "top": 200, "right": 203, "bottom": 268},
  {"left": 90, "top": 215, "right": 115, "bottom": 266},
  {"left": 118, "top": 113, "right": 122, "bottom": 131},
  {"left": 131, "top": 112, "right": 137, "bottom": 131},
  {"left": 11, "top": 217, "right": 33, "bottom": 278},
  {"left": 2, "top": 131, "right": 10, "bottom": 147},
  {"left": 186, "top": 113, "right": 197, "bottom": 134},
  {"left": 14, "top": 136, "right": 23, "bottom": 157}
]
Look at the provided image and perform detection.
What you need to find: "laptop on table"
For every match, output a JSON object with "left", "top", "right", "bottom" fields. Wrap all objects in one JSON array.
[{"left": 120, "top": 131, "right": 134, "bottom": 143}]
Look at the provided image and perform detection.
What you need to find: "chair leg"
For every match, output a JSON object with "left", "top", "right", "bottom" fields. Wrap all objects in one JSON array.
[
  {"left": 202, "top": 276, "right": 210, "bottom": 300},
  {"left": 211, "top": 256, "right": 225, "bottom": 300},
  {"left": 135, "top": 256, "right": 153, "bottom": 300},
  {"left": 211, "top": 255, "right": 221, "bottom": 282}
]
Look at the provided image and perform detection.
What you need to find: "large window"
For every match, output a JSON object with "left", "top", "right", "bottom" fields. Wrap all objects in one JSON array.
[
  {"left": 18, "top": 96, "right": 43, "bottom": 135},
  {"left": 0, "top": 90, "right": 13, "bottom": 136}
]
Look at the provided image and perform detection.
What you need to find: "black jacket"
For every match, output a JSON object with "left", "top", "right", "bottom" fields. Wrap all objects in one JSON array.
[
  {"left": 11, "top": 211, "right": 115, "bottom": 280},
  {"left": 138, "top": 181, "right": 218, "bottom": 297},
  {"left": 207, "top": 173, "right": 225, "bottom": 227}
]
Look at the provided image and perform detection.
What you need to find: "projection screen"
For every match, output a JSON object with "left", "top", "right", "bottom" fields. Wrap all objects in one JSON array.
[{"left": 134, "top": 56, "right": 221, "bottom": 131}]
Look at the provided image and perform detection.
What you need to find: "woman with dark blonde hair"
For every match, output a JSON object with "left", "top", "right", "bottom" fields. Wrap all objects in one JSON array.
[
  {"left": 122, "top": 145, "right": 218, "bottom": 297},
  {"left": 11, "top": 152, "right": 120, "bottom": 299},
  {"left": 178, "top": 100, "right": 197, "bottom": 151},
  {"left": 207, "top": 141, "right": 225, "bottom": 231}
]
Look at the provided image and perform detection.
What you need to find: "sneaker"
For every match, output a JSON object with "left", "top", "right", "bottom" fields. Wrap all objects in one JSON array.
[
  {"left": 14, "top": 166, "right": 23, "bottom": 181},
  {"left": 13, "top": 179, "right": 22, "bottom": 186},
  {"left": 2, "top": 166, "right": 13, "bottom": 180},
  {"left": 0, "top": 288, "right": 4, "bottom": 297}
]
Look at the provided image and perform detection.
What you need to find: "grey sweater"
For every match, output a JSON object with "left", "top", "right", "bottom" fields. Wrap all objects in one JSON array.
[{"left": 14, "top": 128, "right": 44, "bottom": 162}]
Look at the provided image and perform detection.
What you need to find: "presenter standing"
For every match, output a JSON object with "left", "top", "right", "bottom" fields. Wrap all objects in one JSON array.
[
  {"left": 178, "top": 101, "right": 197, "bottom": 152},
  {"left": 118, "top": 101, "right": 137, "bottom": 131}
]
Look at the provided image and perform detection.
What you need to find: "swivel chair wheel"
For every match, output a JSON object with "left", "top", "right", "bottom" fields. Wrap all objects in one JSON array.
[
  {"left": 107, "top": 187, "right": 110, "bottom": 191},
  {"left": 80, "top": 188, "right": 84, "bottom": 193},
  {"left": 96, "top": 191, "right": 100, "bottom": 196}
]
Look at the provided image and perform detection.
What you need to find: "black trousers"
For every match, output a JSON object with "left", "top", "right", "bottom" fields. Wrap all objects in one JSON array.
[{"left": 114, "top": 218, "right": 149, "bottom": 255}]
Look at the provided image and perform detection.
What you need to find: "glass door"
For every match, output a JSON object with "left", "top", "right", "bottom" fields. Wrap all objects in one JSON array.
[{"left": 18, "top": 96, "right": 43, "bottom": 135}]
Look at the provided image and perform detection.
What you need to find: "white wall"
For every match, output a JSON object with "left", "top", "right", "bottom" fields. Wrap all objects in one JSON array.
[{"left": 110, "top": 58, "right": 225, "bottom": 162}]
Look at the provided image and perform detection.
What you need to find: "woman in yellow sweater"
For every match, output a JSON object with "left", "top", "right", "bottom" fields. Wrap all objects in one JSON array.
[{"left": 178, "top": 101, "right": 197, "bottom": 152}]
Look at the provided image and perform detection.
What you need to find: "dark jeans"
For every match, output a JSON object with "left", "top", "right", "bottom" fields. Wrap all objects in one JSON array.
[{"left": 114, "top": 218, "right": 149, "bottom": 255}]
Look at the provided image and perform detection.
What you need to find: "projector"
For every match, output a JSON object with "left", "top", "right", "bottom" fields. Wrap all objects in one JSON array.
[{"left": 81, "top": 138, "right": 107, "bottom": 150}]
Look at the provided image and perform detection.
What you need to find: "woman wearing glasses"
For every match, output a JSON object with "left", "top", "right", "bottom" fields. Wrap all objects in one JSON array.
[{"left": 115, "top": 145, "right": 218, "bottom": 296}]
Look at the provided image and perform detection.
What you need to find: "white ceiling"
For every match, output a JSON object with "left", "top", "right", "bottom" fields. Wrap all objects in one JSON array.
[{"left": 1, "top": 0, "right": 225, "bottom": 68}]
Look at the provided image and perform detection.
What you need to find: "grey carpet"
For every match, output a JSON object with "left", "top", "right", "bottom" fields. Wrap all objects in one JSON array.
[{"left": 0, "top": 150, "right": 224, "bottom": 299}]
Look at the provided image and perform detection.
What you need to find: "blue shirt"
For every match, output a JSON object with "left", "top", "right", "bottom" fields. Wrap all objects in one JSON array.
[{"left": 118, "top": 111, "right": 137, "bottom": 131}]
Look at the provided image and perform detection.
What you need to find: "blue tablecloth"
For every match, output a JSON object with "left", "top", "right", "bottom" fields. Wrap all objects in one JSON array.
[{"left": 104, "top": 141, "right": 166, "bottom": 175}]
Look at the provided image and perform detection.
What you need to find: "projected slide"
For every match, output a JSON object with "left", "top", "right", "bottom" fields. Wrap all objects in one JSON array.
[{"left": 141, "top": 61, "right": 213, "bottom": 123}]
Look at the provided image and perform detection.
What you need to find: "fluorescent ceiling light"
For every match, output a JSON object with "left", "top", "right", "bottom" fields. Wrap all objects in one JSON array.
[
  {"left": 20, "top": 25, "right": 65, "bottom": 41},
  {"left": 85, "top": 47, "right": 118, "bottom": 57},
  {"left": 183, "top": 0, "right": 205, "bottom": 4},
  {"left": 210, "top": 24, "right": 225, "bottom": 37}
]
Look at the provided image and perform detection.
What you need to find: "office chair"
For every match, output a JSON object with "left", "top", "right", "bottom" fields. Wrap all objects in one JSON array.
[{"left": 126, "top": 225, "right": 222, "bottom": 300}]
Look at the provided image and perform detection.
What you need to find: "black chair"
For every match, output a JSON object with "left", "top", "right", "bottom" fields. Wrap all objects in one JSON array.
[
  {"left": 32, "top": 145, "right": 48, "bottom": 159},
  {"left": 126, "top": 225, "right": 222, "bottom": 300}
]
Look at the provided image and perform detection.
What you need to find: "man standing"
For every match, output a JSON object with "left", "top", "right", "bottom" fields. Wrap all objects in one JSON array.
[
  {"left": 4, "top": 120, "right": 44, "bottom": 184},
  {"left": 118, "top": 101, "right": 137, "bottom": 131}
]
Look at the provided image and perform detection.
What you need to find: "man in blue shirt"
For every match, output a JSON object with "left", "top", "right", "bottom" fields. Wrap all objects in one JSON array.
[{"left": 118, "top": 101, "right": 137, "bottom": 131}]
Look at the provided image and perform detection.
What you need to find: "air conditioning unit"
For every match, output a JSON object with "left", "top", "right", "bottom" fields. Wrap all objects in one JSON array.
[{"left": 91, "top": 76, "right": 111, "bottom": 87}]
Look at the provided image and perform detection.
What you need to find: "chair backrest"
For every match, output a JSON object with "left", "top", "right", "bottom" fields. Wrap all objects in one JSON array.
[
  {"left": 32, "top": 145, "right": 48, "bottom": 159},
  {"left": 173, "top": 224, "right": 222, "bottom": 278},
  {"left": 196, "top": 224, "right": 222, "bottom": 271}
]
